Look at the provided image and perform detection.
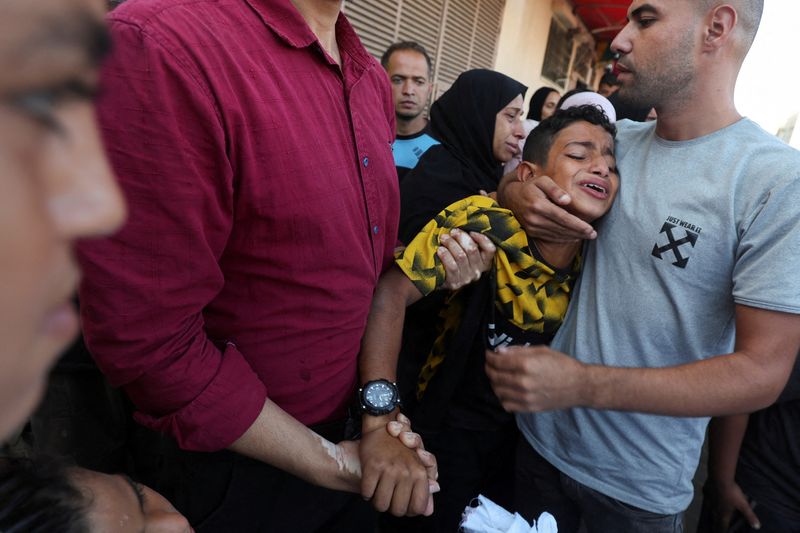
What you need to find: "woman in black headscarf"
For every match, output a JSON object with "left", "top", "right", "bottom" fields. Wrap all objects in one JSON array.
[
  {"left": 527, "top": 85, "right": 561, "bottom": 122},
  {"left": 398, "top": 69, "right": 527, "bottom": 243}
]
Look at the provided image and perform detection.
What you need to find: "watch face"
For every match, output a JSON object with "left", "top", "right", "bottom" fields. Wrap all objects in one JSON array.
[{"left": 365, "top": 381, "right": 395, "bottom": 408}]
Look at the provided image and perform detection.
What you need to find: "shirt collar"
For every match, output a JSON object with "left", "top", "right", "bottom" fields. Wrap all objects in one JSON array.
[{"left": 244, "top": 0, "right": 374, "bottom": 70}]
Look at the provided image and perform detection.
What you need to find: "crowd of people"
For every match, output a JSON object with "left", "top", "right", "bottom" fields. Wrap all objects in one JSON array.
[{"left": 1, "top": 0, "right": 798, "bottom": 532}]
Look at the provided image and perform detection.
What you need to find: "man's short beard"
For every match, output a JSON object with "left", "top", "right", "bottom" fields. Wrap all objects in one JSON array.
[
  {"left": 396, "top": 110, "right": 423, "bottom": 121},
  {"left": 615, "top": 83, "right": 655, "bottom": 109},
  {"left": 616, "top": 27, "right": 695, "bottom": 111}
]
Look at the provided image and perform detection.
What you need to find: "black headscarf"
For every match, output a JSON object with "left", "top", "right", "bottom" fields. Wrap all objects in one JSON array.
[
  {"left": 526, "top": 86, "right": 559, "bottom": 121},
  {"left": 399, "top": 69, "right": 526, "bottom": 242}
]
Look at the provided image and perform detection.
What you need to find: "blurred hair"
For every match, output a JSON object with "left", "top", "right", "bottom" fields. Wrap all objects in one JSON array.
[
  {"left": 0, "top": 456, "right": 89, "bottom": 533},
  {"left": 599, "top": 72, "right": 619, "bottom": 87}
]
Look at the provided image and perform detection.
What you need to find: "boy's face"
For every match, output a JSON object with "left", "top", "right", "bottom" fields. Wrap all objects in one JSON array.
[
  {"left": 0, "top": 0, "right": 125, "bottom": 440},
  {"left": 523, "top": 121, "right": 618, "bottom": 223}
]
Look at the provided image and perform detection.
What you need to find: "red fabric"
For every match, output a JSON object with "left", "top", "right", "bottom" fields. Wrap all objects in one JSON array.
[{"left": 78, "top": 0, "right": 399, "bottom": 452}]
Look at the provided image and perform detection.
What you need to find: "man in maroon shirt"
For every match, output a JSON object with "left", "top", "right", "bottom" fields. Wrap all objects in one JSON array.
[{"left": 75, "top": 0, "right": 501, "bottom": 529}]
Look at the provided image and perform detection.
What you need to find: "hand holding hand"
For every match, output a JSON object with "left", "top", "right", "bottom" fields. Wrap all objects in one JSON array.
[
  {"left": 359, "top": 414, "right": 434, "bottom": 517},
  {"left": 386, "top": 412, "right": 439, "bottom": 489}
]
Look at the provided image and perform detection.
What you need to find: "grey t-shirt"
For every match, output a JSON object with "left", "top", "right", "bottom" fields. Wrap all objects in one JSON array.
[{"left": 517, "top": 118, "right": 800, "bottom": 514}]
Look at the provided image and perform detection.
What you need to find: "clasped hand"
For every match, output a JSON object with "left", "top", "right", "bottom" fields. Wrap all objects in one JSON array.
[{"left": 358, "top": 412, "right": 438, "bottom": 517}]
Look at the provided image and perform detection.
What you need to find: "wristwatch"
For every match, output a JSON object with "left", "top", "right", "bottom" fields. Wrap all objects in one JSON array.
[{"left": 358, "top": 379, "right": 401, "bottom": 416}]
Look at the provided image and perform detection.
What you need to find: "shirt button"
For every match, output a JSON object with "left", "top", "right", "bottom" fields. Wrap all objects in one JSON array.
[
  {"left": 372, "top": 225, "right": 380, "bottom": 235},
  {"left": 362, "top": 156, "right": 369, "bottom": 167}
]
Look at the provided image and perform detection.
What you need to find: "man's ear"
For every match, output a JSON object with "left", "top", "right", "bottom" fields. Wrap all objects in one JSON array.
[
  {"left": 516, "top": 161, "right": 540, "bottom": 183},
  {"left": 704, "top": 4, "right": 737, "bottom": 51}
]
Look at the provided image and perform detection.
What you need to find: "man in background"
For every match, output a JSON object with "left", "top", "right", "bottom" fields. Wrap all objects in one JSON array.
[
  {"left": 381, "top": 41, "right": 439, "bottom": 180},
  {"left": 597, "top": 71, "right": 620, "bottom": 97}
]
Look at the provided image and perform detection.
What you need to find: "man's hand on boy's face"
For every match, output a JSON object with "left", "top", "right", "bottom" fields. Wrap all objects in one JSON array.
[
  {"left": 500, "top": 175, "right": 597, "bottom": 243},
  {"left": 438, "top": 228, "right": 495, "bottom": 290}
]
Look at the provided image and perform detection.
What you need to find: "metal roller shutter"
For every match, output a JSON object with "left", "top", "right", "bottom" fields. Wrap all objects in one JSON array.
[
  {"left": 344, "top": 0, "right": 505, "bottom": 98},
  {"left": 343, "top": 0, "right": 400, "bottom": 59},
  {"left": 395, "top": 0, "right": 445, "bottom": 62},
  {"left": 471, "top": 0, "right": 504, "bottom": 70}
]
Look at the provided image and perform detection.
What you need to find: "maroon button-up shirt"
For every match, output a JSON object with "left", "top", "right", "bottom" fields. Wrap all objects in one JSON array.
[{"left": 79, "top": 0, "right": 399, "bottom": 451}]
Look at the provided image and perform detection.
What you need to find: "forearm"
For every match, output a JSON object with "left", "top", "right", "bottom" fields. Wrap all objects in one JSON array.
[
  {"left": 229, "top": 398, "right": 360, "bottom": 493},
  {"left": 581, "top": 305, "right": 800, "bottom": 416},
  {"left": 583, "top": 350, "right": 792, "bottom": 416},
  {"left": 707, "top": 414, "right": 749, "bottom": 486},
  {"left": 359, "top": 269, "right": 422, "bottom": 432},
  {"left": 360, "top": 268, "right": 421, "bottom": 387}
]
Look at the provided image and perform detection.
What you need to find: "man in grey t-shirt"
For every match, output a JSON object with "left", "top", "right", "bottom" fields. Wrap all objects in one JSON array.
[{"left": 489, "top": 1, "right": 800, "bottom": 531}]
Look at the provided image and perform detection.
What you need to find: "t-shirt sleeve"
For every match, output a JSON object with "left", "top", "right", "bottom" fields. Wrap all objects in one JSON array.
[{"left": 732, "top": 176, "right": 800, "bottom": 314}]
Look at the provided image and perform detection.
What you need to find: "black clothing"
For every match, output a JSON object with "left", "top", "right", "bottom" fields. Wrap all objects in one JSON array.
[
  {"left": 132, "top": 421, "right": 375, "bottom": 533},
  {"left": 736, "top": 361, "right": 800, "bottom": 525},
  {"left": 697, "top": 359, "right": 800, "bottom": 532},
  {"left": 382, "top": 420, "right": 519, "bottom": 533}
]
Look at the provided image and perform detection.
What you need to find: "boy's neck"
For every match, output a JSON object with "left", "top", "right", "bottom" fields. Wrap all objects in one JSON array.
[{"left": 531, "top": 239, "right": 581, "bottom": 270}]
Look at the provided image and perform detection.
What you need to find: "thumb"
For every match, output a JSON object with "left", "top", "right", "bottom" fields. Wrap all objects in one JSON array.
[{"left": 740, "top": 505, "right": 761, "bottom": 530}]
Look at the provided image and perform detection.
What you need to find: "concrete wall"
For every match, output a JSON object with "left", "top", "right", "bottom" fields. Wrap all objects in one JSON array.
[
  {"left": 493, "top": 0, "right": 555, "bottom": 107},
  {"left": 494, "top": 0, "right": 593, "bottom": 110}
]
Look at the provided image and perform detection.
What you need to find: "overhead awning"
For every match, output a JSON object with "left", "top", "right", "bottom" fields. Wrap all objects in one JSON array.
[{"left": 570, "top": 1, "right": 632, "bottom": 42}]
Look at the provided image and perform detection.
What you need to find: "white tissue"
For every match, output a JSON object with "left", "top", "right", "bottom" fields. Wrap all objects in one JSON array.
[{"left": 460, "top": 494, "right": 558, "bottom": 533}]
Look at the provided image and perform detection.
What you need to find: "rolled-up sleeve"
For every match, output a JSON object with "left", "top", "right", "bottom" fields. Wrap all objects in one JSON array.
[{"left": 78, "top": 19, "right": 266, "bottom": 452}]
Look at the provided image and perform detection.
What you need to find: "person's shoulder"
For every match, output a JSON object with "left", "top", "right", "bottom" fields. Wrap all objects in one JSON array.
[
  {"left": 404, "top": 144, "right": 453, "bottom": 175},
  {"left": 611, "top": 119, "right": 655, "bottom": 160},
  {"left": 732, "top": 119, "right": 800, "bottom": 179},
  {"left": 400, "top": 145, "right": 461, "bottom": 196},
  {"left": 109, "top": 0, "right": 192, "bottom": 27},
  {"left": 735, "top": 119, "right": 800, "bottom": 151},
  {"left": 108, "top": 0, "right": 230, "bottom": 37},
  {"left": 615, "top": 119, "right": 655, "bottom": 138}
]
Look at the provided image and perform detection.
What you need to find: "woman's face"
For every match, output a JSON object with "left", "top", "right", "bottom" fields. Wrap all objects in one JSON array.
[
  {"left": 0, "top": 0, "right": 126, "bottom": 440},
  {"left": 541, "top": 90, "right": 560, "bottom": 120},
  {"left": 492, "top": 94, "right": 526, "bottom": 163}
]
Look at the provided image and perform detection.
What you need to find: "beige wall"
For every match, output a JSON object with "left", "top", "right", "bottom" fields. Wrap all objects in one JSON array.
[
  {"left": 494, "top": 0, "right": 595, "bottom": 109},
  {"left": 493, "top": 0, "right": 554, "bottom": 107}
]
